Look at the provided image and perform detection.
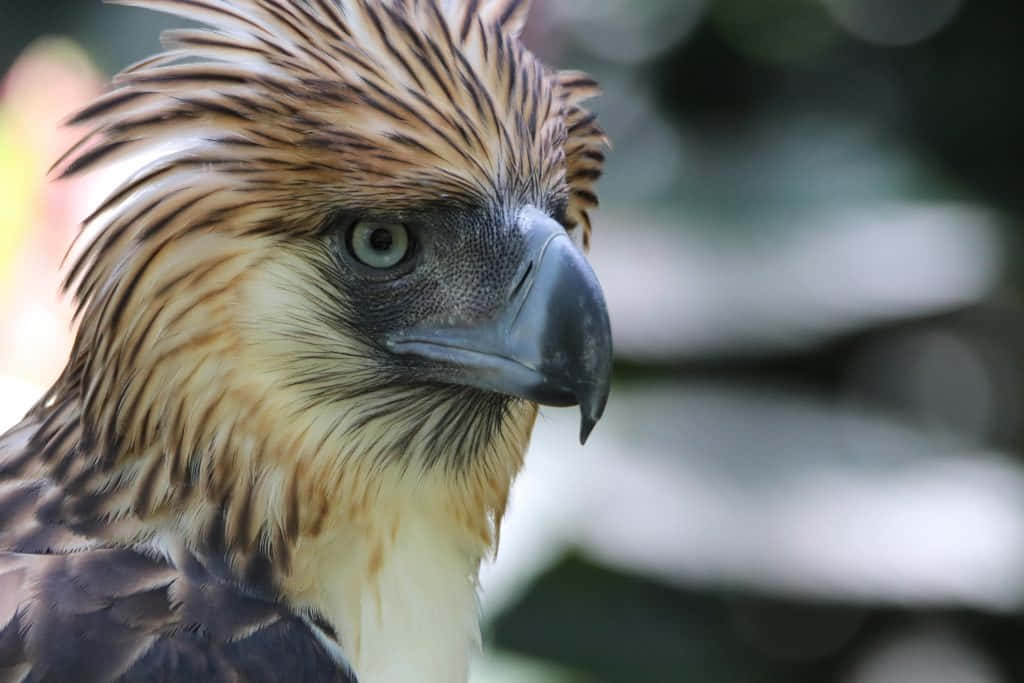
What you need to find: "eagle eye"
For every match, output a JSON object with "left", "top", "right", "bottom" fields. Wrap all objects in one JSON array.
[{"left": 348, "top": 220, "right": 411, "bottom": 270}]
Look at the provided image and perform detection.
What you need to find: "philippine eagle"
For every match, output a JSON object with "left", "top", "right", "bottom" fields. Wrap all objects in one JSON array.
[{"left": 0, "top": 1, "right": 611, "bottom": 681}]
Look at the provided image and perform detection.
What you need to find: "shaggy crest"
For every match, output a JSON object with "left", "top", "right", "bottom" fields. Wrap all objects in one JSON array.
[{"left": 59, "top": 0, "right": 605, "bottom": 247}]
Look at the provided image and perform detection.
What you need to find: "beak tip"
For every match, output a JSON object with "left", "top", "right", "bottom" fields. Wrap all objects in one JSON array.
[
  {"left": 578, "top": 389, "right": 606, "bottom": 445},
  {"left": 579, "top": 415, "right": 597, "bottom": 445}
]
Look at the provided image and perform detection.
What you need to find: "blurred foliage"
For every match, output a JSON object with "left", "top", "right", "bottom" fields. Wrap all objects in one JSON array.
[
  {"left": 518, "top": 2, "right": 1024, "bottom": 679},
  {"left": 496, "top": 553, "right": 1024, "bottom": 683}
]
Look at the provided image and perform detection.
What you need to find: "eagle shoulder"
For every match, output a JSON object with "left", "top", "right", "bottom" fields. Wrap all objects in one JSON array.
[
  {"left": 0, "top": 545, "right": 355, "bottom": 683},
  {"left": 0, "top": 381, "right": 356, "bottom": 683}
]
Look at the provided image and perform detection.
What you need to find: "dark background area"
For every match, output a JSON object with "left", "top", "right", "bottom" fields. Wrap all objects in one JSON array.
[{"left": 2, "top": 1, "right": 1023, "bottom": 681}]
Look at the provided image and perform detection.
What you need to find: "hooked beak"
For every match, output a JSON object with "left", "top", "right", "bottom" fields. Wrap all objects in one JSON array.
[{"left": 386, "top": 208, "right": 613, "bottom": 443}]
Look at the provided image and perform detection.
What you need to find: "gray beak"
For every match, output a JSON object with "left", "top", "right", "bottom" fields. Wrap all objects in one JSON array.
[{"left": 386, "top": 208, "right": 613, "bottom": 443}]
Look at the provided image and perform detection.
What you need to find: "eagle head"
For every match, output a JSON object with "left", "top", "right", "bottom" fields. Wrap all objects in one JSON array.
[{"left": 38, "top": 0, "right": 610, "bottom": 662}]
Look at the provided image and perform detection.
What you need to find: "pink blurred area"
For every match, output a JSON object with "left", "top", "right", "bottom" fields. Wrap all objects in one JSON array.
[{"left": 0, "top": 38, "right": 104, "bottom": 413}]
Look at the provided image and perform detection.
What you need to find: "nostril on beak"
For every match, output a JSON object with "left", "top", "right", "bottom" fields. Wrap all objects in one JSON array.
[{"left": 508, "top": 261, "right": 533, "bottom": 302}]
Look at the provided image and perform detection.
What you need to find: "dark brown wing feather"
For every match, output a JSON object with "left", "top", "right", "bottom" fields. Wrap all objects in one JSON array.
[
  {"left": 0, "top": 414, "right": 353, "bottom": 683},
  {"left": 0, "top": 348, "right": 354, "bottom": 683},
  {"left": 0, "top": 546, "right": 354, "bottom": 683}
]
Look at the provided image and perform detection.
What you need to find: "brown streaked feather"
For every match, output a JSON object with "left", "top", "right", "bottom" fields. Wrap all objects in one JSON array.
[
  {"left": 60, "top": 0, "right": 603, "bottom": 234},
  {"left": 484, "top": 0, "right": 531, "bottom": 37}
]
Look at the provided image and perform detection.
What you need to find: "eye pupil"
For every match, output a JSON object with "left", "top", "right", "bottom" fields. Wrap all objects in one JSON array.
[{"left": 369, "top": 228, "right": 393, "bottom": 252}]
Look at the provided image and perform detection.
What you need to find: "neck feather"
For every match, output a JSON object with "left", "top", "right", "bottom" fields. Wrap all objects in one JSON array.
[{"left": 9, "top": 371, "right": 537, "bottom": 682}]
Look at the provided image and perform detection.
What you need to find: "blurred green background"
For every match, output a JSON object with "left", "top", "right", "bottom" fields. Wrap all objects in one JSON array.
[{"left": 2, "top": 1, "right": 1024, "bottom": 681}]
